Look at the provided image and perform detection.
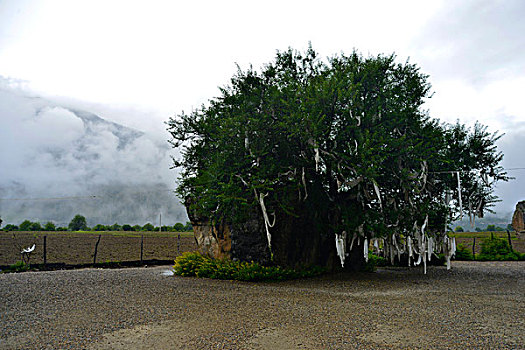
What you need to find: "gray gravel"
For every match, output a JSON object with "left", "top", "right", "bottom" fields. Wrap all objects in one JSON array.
[{"left": 1, "top": 261, "right": 524, "bottom": 349}]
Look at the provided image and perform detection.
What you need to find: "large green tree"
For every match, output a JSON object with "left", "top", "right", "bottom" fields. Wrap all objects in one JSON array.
[{"left": 168, "top": 47, "right": 508, "bottom": 270}]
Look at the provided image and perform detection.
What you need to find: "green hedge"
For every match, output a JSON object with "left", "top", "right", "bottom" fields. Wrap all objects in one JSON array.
[
  {"left": 477, "top": 234, "right": 524, "bottom": 261},
  {"left": 173, "top": 252, "right": 325, "bottom": 281}
]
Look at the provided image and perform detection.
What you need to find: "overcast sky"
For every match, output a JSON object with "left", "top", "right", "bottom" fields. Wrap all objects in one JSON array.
[{"left": 1, "top": 0, "right": 524, "bottom": 218}]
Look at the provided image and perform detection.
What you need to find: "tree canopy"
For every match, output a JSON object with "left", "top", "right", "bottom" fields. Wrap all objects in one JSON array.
[
  {"left": 68, "top": 214, "right": 88, "bottom": 231},
  {"left": 168, "top": 47, "right": 509, "bottom": 270}
]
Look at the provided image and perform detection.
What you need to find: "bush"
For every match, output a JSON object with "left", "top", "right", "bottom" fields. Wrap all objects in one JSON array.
[
  {"left": 3, "top": 261, "right": 30, "bottom": 273},
  {"left": 454, "top": 243, "right": 474, "bottom": 260},
  {"left": 364, "top": 253, "right": 388, "bottom": 272},
  {"left": 477, "top": 234, "right": 524, "bottom": 261},
  {"left": 173, "top": 252, "right": 325, "bottom": 281},
  {"left": 122, "top": 224, "right": 133, "bottom": 231},
  {"left": 455, "top": 226, "right": 464, "bottom": 232}
]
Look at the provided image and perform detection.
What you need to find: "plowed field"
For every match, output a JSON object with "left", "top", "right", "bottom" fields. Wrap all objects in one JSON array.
[{"left": 0, "top": 231, "right": 197, "bottom": 265}]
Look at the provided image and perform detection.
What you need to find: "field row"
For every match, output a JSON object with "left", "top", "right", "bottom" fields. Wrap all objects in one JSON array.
[{"left": 0, "top": 231, "right": 197, "bottom": 265}]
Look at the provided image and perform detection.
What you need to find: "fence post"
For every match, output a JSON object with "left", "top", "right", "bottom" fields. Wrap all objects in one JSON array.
[
  {"left": 177, "top": 233, "right": 181, "bottom": 255},
  {"left": 507, "top": 230, "right": 513, "bottom": 252},
  {"left": 472, "top": 237, "right": 476, "bottom": 259},
  {"left": 93, "top": 235, "right": 101, "bottom": 265},
  {"left": 43, "top": 235, "right": 47, "bottom": 266},
  {"left": 140, "top": 235, "right": 144, "bottom": 264}
]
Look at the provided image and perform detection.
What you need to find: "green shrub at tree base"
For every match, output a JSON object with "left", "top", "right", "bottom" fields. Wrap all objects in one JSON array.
[
  {"left": 477, "top": 234, "right": 524, "bottom": 261},
  {"left": 454, "top": 243, "right": 474, "bottom": 260},
  {"left": 364, "top": 253, "right": 388, "bottom": 272},
  {"left": 3, "top": 261, "right": 30, "bottom": 273},
  {"left": 173, "top": 252, "right": 325, "bottom": 281}
]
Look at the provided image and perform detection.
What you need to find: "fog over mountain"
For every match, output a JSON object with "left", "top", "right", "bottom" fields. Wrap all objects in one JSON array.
[{"left": 0, "top": 79, "right": 187, "bottom": 226}]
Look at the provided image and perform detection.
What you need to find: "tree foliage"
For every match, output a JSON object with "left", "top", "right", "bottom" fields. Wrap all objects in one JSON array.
[
  {"left": 44, "top": 222, "right": 56, "bottom": 231},
  {"left": 168, "top": 47, "right": 509, "bottom": 266},
  {"left": 68, "top": 214, "right": 88, "bottom": 231},
  {"left": 19, "top": 220, "right": 33, "bottom": 231},
  {"left": 142, "top": 223, "right": 154, "bottom": 231}
]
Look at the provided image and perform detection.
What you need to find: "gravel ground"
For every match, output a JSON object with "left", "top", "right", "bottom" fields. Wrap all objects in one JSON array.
[{"left": 0, "top": 261, "right": 523, "bottom": 349}]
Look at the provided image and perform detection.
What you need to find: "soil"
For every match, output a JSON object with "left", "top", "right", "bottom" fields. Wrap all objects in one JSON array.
[{"left": 0, "top": 231, "right": 197, "bottom": 266}]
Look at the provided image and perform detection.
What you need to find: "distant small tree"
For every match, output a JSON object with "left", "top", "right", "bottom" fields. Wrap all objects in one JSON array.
[
  {"left": 142, "top": 223, "right": 154, "bottom": 231},
  {"left": 475, "top": 227, "right": 483, "bottom": 232},
  {"left": 56, "top": 227, "right": 68, "bottom": 231},
  {"left": 132, "top": 225, "right": 141, "bottom": 231},
  {"left": 507, "top": 223, "right": 514, "bottom": 231},
  {"left": 44, "top": 222, "right": 56, "bottom": 231},
  {"left": 173, "top": 223, "right": 185, "bottom": 232},
  {"left": 69, "top": 215, "right": 88, "bottom": 231},
  {"left": 110, "top": 223, "right": 122, "bottom": 231},
  {"left": 93, "top": 224, "right": 107, "bottom": 231},
  {"left": 19, "top": 220, "right": 33, "bottom": 231},
  {"left": 184, "top": 221, "right": 193, "bottom": 231},
  {"left": 455, "top": 226, "right": 464, "bottom": 232},
  {"left": 30, "top": 222, "right": 42, "bottom": 231},
  {"left": 122, "top": 224, "right": 133, "bottom": 231},
  {"left": 486, "top": 224, "right": 496, "bottom": 232},
  {"left": 3, "top": 224, "right": 18, "bottom": 231}
]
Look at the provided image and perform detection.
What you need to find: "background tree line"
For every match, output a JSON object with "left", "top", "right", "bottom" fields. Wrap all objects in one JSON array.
[
  {"left": 0, "top": 214, "right": 193, "bottom": 232},
  {"left": 455, "top": 224, "right": 513, "bottom": 233}
]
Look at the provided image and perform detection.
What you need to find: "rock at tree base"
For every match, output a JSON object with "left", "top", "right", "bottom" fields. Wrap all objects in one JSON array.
[
  {"left": 185, "top": 198, "right": 271, "bottom": 264},
  {"left": 511, "top": 201, "right": 525, "bottom": 232}
]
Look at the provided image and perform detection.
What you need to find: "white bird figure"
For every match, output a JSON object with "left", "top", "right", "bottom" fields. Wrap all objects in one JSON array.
[{"left": 21, "top": 244, "right": 35, "bottom": 254}]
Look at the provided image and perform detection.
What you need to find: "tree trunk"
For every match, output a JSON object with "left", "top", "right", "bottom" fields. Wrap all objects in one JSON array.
[{"left": 186, "top": 192, "right": 366, "bottom": 272}]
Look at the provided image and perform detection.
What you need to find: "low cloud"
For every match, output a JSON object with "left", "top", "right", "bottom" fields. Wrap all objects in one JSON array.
[{"left": 0, "top": 78, "right": 186, "bottom": 226}]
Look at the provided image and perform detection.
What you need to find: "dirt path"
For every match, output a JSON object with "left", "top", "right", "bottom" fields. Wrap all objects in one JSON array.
[{"left": 1, "top": 262, "right": 524, "bottom": 349}]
